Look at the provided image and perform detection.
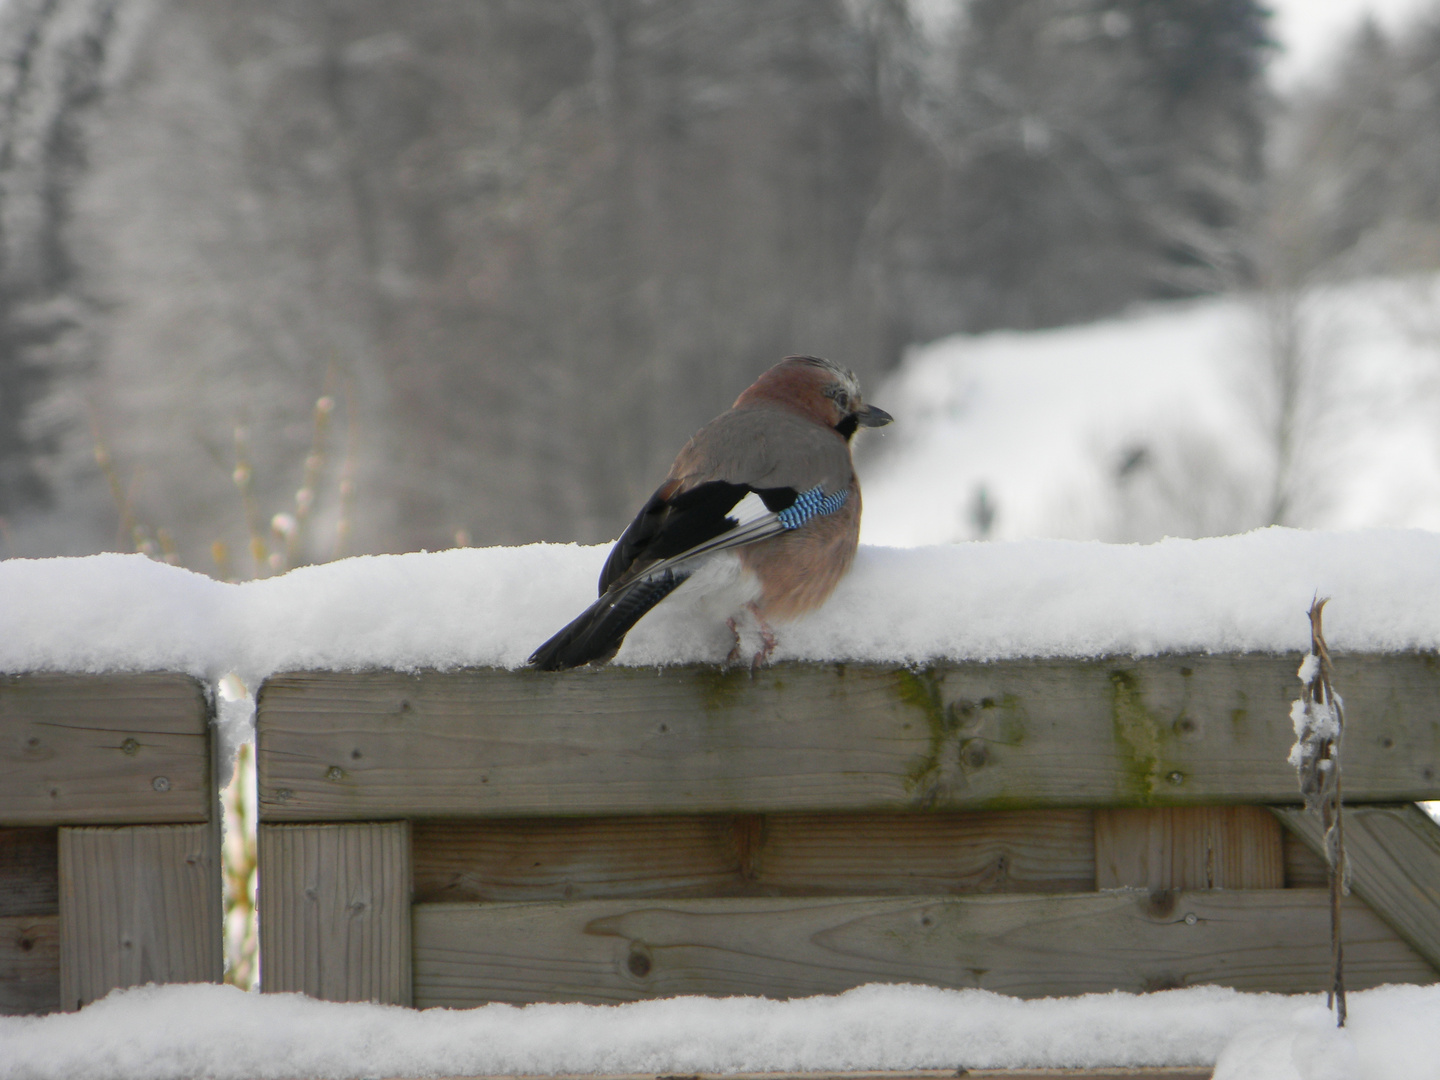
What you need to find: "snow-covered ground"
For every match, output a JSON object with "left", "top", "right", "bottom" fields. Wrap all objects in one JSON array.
[
  {"left": 2, "top": 981, "right": 1439, "bottom": 1080},
  {"left": 859, "top": 279, "right": 1440, "bottom": 546}
]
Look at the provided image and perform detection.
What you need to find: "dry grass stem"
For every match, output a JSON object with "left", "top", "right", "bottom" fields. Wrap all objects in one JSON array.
[{"left": 1289, "top": 596, "right": 1347, "bottom": 1026}]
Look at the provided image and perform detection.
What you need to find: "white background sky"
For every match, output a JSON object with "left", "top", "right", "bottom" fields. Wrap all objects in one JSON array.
[{"left": 1261, "top": 0, "right": 1433, "bottom": 86}]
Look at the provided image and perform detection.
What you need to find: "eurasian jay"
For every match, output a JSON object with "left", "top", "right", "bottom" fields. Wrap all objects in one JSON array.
[{"left": 529, "top": 355, "right": 892, "bottom": 671}]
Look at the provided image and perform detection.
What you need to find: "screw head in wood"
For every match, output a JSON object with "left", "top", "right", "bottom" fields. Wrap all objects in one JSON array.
[{"left": 152, "top": 775, "right": 170, "bottom": 792}]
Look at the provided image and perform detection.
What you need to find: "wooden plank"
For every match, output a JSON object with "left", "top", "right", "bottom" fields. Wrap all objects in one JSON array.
[
  {"left": 0, "top": 827, "right": 58, "bottom": 916},
  {"left": 58, "top": 824, "right": 223, "bottom": 1010},
  {"left": 0, "top": 914, "right": 59, "bottom": 1014},
  {"left": 414, "top": 816, "right": 744, "bottom": 903},
  {"left": 414, "top": 811, "right": 1095, "bottom": 904},
  {"left": 1094, "top": 808, "right": 1282, "bottom": 890},
  {"left": 1273, "top": 803, "right": 1440, "bottom": 970},
  {"left": 256, "top": 656, "right": 1440, "bottom": 820},
  {"left": 391, "top": 1072, "right": 1212, "bottom": 1080},
  {"left": 411, "top": 888, "right": 1432, "bottom": 1006},
  {"left": 258, "top": 821, "right": 412, "bottom": 1004},
  {"left": 756, "top": 810, "right": 1095, "bottom": 895},
  {"left": 1282, "top": 830, "right": 1329, "bottom": 888},
  {"left": 0, "top": 673, "right": 210, "bottom": 826}
]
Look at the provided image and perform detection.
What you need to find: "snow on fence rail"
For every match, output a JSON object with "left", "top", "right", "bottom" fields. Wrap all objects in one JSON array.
[{"left": 250, "top": 654, "right": 1440, "bottom": 1009}]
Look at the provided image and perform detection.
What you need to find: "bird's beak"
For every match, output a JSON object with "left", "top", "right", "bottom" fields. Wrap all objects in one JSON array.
[{"left": 857, "top": 404, "right": 893, "bottom": 428}]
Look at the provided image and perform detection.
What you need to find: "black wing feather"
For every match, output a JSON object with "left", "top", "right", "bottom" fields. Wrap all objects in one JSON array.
[{"left": 598, "top": 480, "right": 797, "bottom": 595}]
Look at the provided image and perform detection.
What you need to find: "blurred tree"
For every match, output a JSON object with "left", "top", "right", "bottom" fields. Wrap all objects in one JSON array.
[
  {"left": 0, "top": 0, "right": 1275, "bottom": 560},
  {"left": 1265, "top": 10, "right": 1440, "bottom": 284},
  {"left": 904, "top": 0, "right": 1272, "bottom": 332},
  {"left": 0, "top": 0, "right": 117, "bottom": 544}
]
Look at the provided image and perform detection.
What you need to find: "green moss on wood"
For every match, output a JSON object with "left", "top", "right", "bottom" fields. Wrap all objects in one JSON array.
[
  {"left": 693, "top": 664, "right": 756, "bottom": 713},
  {"left": 895, "top": 667, "right": 956, "bottom": 806},
  {"left": 1110, "top": 668, "right": 1164, "bottom": 802}
]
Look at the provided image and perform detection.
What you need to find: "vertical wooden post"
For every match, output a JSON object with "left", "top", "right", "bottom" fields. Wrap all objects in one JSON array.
[
  {"left": 257, "top": 821, "right": 412, "bottom": 1004},
  {"left": 58, "top": 824, "right": 223, "bottom": 1010},
  {"left": 0, "top": 827, "right": 60, "bottom": 1014}
]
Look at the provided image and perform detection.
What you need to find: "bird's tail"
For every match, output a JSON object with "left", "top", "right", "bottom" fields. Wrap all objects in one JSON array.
[{"left": 528, "top": 568, "right": 690, "bottom": 671}]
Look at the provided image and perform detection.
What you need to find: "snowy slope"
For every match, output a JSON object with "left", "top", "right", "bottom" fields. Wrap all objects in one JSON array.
[{"left": 859, "top": 280, "right": 1440, "bottom": 546}]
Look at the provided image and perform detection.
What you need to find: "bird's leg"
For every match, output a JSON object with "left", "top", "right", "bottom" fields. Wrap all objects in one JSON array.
[
  {"left": 747, "top": 602, "right": 777, "bottom": 673},
  {"left": 725, "top": 615, "right": 743, "bottom": 667}
]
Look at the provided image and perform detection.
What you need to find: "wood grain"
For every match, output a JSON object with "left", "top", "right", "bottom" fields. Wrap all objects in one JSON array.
[
  {"left": 1273, "top": 803, "right": 1440, "bottom": 970},
  {"left": 0, "top": 913, "right": 59, "bottom": 1014},
  {"left": 1, "top": 673, "right": 210, "bottom": 826},
  {"left": 413, "top": 811, "right": 1096, "bottom": 903},
  {"left": 258, "top": 821, "right": 412, "bottom": 1004},
  {"left": 414, "top": 816, "right": 744, "bottom": 904},
  {"left": 256, "top": 656, "right": 1440, "bottom": 821},
  {"left": 756, "top": 810, "right": 1095, "bottom": 895},
  {"left": 389, "top": 1072, "right": 1212, "bottom": 1080},
  {"left": 1094, "top": 808, "right": 1282, "bottom": 890},
  {"left": 1282, "top": 830, "right": 1329, "bottom": 888},
  {"left": 0, "top": 827, "right": 58, "bottom": 916},
  {"left": 411, "top": 888, "right": 1433, "bottom": 1006},
  {"left": 397, "top": 1077, "right": 1215, "bottom": 1080},
  {"left": 58, "top": 824, "right": 223, "bottom": 1010}
]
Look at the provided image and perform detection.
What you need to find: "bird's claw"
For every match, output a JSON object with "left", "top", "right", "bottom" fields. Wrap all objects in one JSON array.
[
  {"left": 747, "top": 605, "right": 777, "bottom": 675},
  {"left": 724, "top": 610, "right": 776, "bottom": 674}
]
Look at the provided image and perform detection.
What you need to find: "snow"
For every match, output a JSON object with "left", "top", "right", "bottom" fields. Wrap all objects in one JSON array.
[
  {"left": 859, "top": 281, "right": 1440, "bottom": 546},
  {"left": 1, "top": 981, "right": 1437, "bottom": 1080},
  {"left": 12, "top": 530, "right": 1440, "bottom": 685},
  {"left": 4, "top": 526, "right": 1440, "bottom": 769}
]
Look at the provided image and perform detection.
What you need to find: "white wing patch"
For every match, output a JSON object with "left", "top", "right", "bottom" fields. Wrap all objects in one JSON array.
[{"left": 726, "top": 491, "right": 773, "bottom": 527}]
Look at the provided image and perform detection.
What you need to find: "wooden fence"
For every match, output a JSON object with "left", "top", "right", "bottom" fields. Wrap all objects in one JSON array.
[
  {"left": 4, "top": 655, "right": 1438, "bottom": 1020},
  {"left": 251, "top": 653, "right": 1440, "bottom": 1007},
  {"left": 0, "top": 673, "right": 222, "bottom": 1014}
]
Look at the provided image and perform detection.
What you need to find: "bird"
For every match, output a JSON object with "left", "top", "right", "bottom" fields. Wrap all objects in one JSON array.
[{"left": 529, "top": 355, "right": 892, "bottom": 671}]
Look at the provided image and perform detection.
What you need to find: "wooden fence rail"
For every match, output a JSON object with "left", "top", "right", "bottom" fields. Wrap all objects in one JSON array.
[
  {"left": 253, "top": 653, "right": 1440, "bottom": 1008},
  {"left": 0, "top": 673, "right": 221, "bottom": 1014}
]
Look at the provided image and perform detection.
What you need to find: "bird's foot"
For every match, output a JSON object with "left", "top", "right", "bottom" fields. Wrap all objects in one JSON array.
[
  {"left": 724, "top": 616, "right": 743, "bottom": 667},
  {"left": 747, "top": 604, "right": 777, "bottom": 675},
  {"left": 723, "top": 608, "right": 776, "bottom": 673}
]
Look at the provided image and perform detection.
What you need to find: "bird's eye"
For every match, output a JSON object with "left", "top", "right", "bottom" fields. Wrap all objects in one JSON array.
[{"left": 833, "top": 390, "right": 850, "bottom": 411}]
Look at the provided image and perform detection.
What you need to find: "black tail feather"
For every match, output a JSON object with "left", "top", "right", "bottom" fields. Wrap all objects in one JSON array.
[{"left": 528, "top": 569, "right": 690, "bottom": 671}]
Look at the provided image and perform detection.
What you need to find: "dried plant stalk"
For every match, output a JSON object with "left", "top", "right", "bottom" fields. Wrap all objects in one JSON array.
[{"left": 1288, "top": 596, "right": 1347, "bottom": 1026}]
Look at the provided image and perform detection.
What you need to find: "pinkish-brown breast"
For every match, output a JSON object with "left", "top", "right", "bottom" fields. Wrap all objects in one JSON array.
[{"left": 738, "top": 484, "right": 861, "bottom": 621}]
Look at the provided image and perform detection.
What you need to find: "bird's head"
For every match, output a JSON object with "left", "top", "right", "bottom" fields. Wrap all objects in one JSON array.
[{"left": 735, "top": 355, "right": 893, "bottom": 441}]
